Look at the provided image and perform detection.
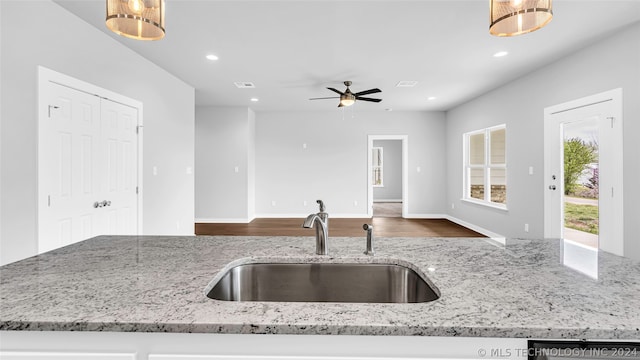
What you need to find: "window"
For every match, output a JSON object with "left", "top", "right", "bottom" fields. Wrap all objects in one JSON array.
[
  {"left": 464, "top": 125, "right": 506, "bottom": 208},
  {"left": 372, "top": 147, "right": 383, "bottom": 187}
]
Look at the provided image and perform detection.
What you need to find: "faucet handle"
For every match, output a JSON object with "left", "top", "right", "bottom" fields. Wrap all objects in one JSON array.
[{"left": 316, "top": 199, "right": 326, "bottom": 212}]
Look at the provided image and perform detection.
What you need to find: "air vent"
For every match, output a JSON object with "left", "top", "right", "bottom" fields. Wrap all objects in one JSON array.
[
  {"left": 234, "top": 82, "right": 256, "bottom": 88},
  {"left": 396, "top": 81, "right": 418, "bottom": 87}
]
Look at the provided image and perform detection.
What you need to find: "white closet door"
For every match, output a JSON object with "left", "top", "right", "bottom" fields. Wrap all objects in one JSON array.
[
  {"left": 39, "top": 83, "right": 102, "bottom": 253},
  {"left": 99, "top": 98, "right": 138, "bottom": 236},
  {"left": 39, "top": 82, "right": 139, "bottom": 254}
]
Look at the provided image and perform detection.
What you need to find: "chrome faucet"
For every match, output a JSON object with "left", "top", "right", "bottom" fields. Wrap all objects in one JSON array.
[
  {"left": 363, "top": 224, "right": 374, "bottom": 255},
  {"left": 302, "top": 200, "right": 329, "bottom": 255}
]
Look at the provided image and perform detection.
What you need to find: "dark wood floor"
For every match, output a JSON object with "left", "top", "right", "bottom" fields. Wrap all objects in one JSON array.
[{"left": 195, "top": 218, "right": 486, "bottom": 238}]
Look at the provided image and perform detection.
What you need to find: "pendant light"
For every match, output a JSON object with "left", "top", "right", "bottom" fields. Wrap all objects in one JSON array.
[
  {"left": 106, "top": 0, "right": 165, "bottom": 41},
  {"left": 490, "top": 0, "right": 553, "bottom": 37}
]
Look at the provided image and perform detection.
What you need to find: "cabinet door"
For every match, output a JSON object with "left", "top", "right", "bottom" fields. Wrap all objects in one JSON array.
[
  {"left": 150, "top": 356, "right": 425, "bottom": 360},
  {"left": 0, "top": 351, "right": 136, "bottom": 360}
]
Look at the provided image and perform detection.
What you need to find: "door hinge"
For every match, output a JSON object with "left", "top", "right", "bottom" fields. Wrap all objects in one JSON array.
[
  {"left": 48, "top": 105, "right": 60, "bottom": 118},
  {"left": 608, "top": 116, "right": 615, "bottom": 128},
  {"left": 136, "top": 125, "right": 143, "bottom": 134},
  {"left": 136, "top": 186, "right": 139, "bottom": 195},
  {"left": 48, "top": 195, "right": 51, "bottom": 207},
  {"left": 612, "top": 187, "right": 614, "bottom": 197}
]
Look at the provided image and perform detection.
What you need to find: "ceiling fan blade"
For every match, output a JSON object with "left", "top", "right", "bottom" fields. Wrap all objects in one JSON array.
[
  {"left": 356, "top": 97, "right": 382, "bottom": 103},
  {"left": 354, "top": 88, "right": 381, "bottom": 96},
  {"left": 327, "top": 87, "right": 344, "bottom": 95},
  {"left": 309, "top": 97, "right": 340, "bottom": 100}
]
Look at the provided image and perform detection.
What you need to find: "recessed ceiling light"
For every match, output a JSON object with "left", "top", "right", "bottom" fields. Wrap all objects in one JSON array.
[
  {"left": 250, "top": 98, "right": 259, "bottom": 102},
  {"left": 385, "top": 108, "right": 393, "bottom": 112},
  {"left": 206, "top": 54, "right": 219, "bottom": 61},
  {"left": 493, "top": 51, "right": 509, "bottom": 58},
  {"left": 427, "top": 96, "right": 437, "bottom": 101}
]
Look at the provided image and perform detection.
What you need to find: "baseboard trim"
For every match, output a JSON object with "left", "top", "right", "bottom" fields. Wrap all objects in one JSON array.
[
  {"left": 445, "top": 215, "right": 506, "bottom": 244},
  {"left": 374, "top": 199, "right": 403, "bottom": 203},
  {"left": 253, "top": 213, "right": 371, "bottom": 219},
  {"left": 403, "top": 213, "right": 448, "bottom": 219},
  {"left": 196, "top": 218, "right": 253, "bottom": 224}
]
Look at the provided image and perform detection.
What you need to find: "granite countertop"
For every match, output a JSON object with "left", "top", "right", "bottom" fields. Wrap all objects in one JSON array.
[{"left": 1, "top": 235, "right": 639, "bottom": 339}]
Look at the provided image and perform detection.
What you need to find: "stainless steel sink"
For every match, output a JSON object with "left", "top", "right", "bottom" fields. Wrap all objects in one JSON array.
[{"left": 206, "top": 262, "right": 440, "bottom": 303}]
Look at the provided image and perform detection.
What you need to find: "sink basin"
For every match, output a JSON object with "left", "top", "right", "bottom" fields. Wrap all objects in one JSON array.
[{"left": 206, "top": 262, "right": 440, "bottom": 303}]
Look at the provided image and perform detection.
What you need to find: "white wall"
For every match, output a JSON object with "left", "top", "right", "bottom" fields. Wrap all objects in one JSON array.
[
  {"left": 445, "top": 22, "right": 640, "bottom": 260},
  {"left": 0, "top": 0, "right": 3, "bottom": 262},
  {"left": 0, "top": 0, "right": 195, "bottom": 265},
  {"left": 248, "top": 109, "right": 256, "bottom": 218},
  {"left": 255, "top": 111, "right": 446, "bottom": 217},
  {"left": 195, "top": 107, "right": 255, "bottom": 222},
  {"left": 373, "top": 140, "right": 402, "bottom": 201}
]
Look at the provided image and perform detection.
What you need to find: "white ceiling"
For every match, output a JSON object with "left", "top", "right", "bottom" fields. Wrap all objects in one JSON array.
[{"left": 55, "top": 0, "right": 640, "bottom": 112}]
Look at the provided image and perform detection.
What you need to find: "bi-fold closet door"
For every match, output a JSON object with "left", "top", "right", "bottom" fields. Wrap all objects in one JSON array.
[{"left": 38, "top": 80, "right": 139, "bottom": 254}]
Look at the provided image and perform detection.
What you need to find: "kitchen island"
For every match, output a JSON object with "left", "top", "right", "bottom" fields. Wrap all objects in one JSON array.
[{"left": 1, "top": 235, "right": 639, "bottom": 358}]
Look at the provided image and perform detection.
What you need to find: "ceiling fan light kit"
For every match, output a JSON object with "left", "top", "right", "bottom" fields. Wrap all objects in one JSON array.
[
  {"left": 340, "top": 93, "right": 356, "bottom": 107},
  {"left": 106, "top": 0, "right": 165, "bottom": 40},
  {"left": 310, "top": 81, "right": 382, "bottom": 108},
  {"left": 490, "top": 0, "right": 553, "bottom": 37}
]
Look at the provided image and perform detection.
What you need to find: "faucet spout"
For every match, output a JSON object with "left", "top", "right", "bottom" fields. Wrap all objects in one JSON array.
[
  {"left": 303, "top": 214, "right": 319, "bottom": 229},
  {"left": 302, "top": 213, "right": 329, "bottom": 255}
]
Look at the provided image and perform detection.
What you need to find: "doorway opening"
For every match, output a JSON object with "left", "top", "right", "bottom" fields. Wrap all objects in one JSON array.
[
  {"left": 544, "top": 88, "right": 623, "bottom": 257},
  {"left": 367, "top": 135, "right": 408, "bottom": 218},
  {"left": 562, "top": 120, "right": 599, "bottom": 249}
]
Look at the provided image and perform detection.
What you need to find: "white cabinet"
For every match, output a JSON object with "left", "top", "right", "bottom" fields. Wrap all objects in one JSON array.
[
  {"left": 149, "top": 357, "right": 432, "bottom": 360},
  {"left": 0, "top": 331, "right": 528, "bottom": 360},
  {"left": 149, "top": 354, "right": 432, "bottom": 360},
  {"left": 0, "top": 352, "right": 136, "bottom": 360}
]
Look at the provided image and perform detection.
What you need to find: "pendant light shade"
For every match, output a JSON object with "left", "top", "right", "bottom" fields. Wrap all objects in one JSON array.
[
  {"left": 106, "top": 0, "right": 165, "bottom": 40},
  {"left": 490, "top": 0, "right": 552, "bottom": 37}
]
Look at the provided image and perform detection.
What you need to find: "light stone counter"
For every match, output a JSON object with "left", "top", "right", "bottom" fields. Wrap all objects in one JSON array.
[{"left": 1, "top": 235, "right": 639, "bottom": 339}]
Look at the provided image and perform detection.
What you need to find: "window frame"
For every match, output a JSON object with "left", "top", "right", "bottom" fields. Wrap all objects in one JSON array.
[
  {"left": 372, "top": 146, "right": 384, "bottom": 187},
  {"left": 462, "top": 124, "right": 507, "bottom": 210}
]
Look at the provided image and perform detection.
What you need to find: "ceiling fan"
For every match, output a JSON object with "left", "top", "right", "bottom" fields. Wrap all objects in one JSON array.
[{"left": 310, "top": 81, "right": 382, "bottom": 107}]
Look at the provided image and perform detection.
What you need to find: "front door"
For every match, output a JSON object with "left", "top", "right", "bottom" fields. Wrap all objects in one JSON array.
[{"left": 544, "top": 89, "right": 623, "bottom": 256}]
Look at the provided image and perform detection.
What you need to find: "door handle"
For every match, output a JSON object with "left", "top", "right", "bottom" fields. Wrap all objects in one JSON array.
[
  {"left": 549, "top": 185, "right": 557, "bottom": 190},
  {"left": 93, "top": 200, "right": 112, "bottom": 208}
]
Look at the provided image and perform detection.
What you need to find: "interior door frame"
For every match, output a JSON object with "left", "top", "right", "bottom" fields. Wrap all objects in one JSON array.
[
  {"left": 37, "top": 66, "right": 143, "bottom": 252},
  {"left": 543, "top": 88, "right": 623, "bottom": 254},
  {"left": 367, "top": 135, "right": 408, "bottom": 218}
]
